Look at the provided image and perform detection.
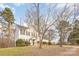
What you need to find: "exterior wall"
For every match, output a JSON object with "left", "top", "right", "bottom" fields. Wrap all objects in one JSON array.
[
  {"left": 18, "top": 28, "right": 31, "bottom": 41},
  {"left": 14, "top": 25, "right": 19, "bottom": 41},
  {"left": 14, "top": 24, "right": 37, "bottom": 45}
]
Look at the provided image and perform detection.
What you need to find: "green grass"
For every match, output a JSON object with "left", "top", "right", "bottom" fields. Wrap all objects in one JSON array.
[{"left": 0, "top": 46, "right": 32, "bottom": 56}]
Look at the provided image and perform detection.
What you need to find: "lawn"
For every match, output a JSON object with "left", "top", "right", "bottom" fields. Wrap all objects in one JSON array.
[
  {"left": 0, "top": 45, "right": 61, "bottom": 56},
  {"left": 0, "top": 45, "right": 77, "bottom": 56},
  {"left": 0, "top": 46, "right": 32, "bottom": 56}
]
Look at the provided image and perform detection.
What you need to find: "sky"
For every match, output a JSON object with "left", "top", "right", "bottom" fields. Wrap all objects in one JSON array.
[
  {"left": 0, "top": 3, "right": 67, "bottom": 25},
  {"left": 0, "top": 3, "right": 79, "bottom": 24},
  {"left": 0, "top": 3, "right": 32, "bottom": 24},
  {"left": 0, "top": 3, "right": 50, "bottom": 24}
]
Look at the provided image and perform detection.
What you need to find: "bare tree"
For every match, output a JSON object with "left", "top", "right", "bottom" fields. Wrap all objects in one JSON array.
[
  {"left": 55, "top": 4, "right": 74, "bottom": 47},
  {"left": 25, "top": 3, "right": 59, "bottom": 48},
  {"left": 46, "top": 29, "right": 56, "bottom": 45}
]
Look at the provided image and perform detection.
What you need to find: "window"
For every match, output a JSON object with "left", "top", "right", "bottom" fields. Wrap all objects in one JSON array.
[
  {"left": 26, "top": 31, "right": 30, "bottom": 36},
  {"left": 32, "top": 32, "right": 36, "bottom": 37},
  {"left": 20, "top": 29, "right": 25, "bottom": 35}
]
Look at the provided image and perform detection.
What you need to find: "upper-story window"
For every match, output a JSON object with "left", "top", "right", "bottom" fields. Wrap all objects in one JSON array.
[
  {"left": 32, "top": 32, "right": 36, "bottom": 37},
  {"left": 26, "top": 31, "right": 30, "bottom": 36},
  {"left": 20, "top": 28, "right": 25, "bottom": 35}
]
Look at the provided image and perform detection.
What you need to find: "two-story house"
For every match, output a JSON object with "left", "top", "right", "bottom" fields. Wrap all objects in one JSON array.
[{"left": 14, "top": 23, "right": 38, "bottom": 45}]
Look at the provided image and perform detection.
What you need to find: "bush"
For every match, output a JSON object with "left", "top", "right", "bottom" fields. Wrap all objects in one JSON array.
[
  {"left": 37, "top": 41, "right": 39, "bottom": 43},
  {"left": 25, "top": 40, "right": 30, "bottom": 46},
  {"left": 16, "top": 39, "right": 26, "bottom": 47},
  {"left": 48, "top": 42, "right": 52, "bottom": 45},
  {"left": 42, "top": 41, "right": 48, "bottom": 44},
  {"left": 76, "top": 40, "right": 79, "bottom": 45}
]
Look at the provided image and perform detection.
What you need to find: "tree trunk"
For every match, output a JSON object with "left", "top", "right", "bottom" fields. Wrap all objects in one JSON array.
[
  {"left": 8, "top": 23, "right": 11, "bottom": 47},
  {"left": 48, "top": 34, "right": 51, "bottom": 45},
  {"left": 33, "top": 40, "right": 35, "bottom": 45},
  {"left": 39, "top": 33, "right": 45, "bottom": 48},
  {"left": 39, "top": 39, "right": 42, "bottom": 48},
  {"left": 36, "top": 3, "right": 42, "bottom": 48},
  {"left": 59, "top": 38, "right": 63, "bottom": 47},
  {"left": 48, "top": 39, "right": 51, "bottom": 45},
  {"left": 59, "top": 33, "right": 63, "bottom": 47}
]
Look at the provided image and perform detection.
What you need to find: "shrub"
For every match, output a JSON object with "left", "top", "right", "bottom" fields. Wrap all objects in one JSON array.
[
  {"left": 42, "top": 41, "right": 48, "bottom": 44},
  {"left": 16, "top": 39, "right": 26, "bottom": 47},
  {"left": 76, "top": 40, "right": 79, "bottom": 45},
  {"left": 48, "top": 42, "right": 52, "bottom": 45},
  {"left": 37, "top": 41, "right": 39, "bottom": 43},
  {"left": 25, "top": 40, "right": 30, "bottom": 46}
]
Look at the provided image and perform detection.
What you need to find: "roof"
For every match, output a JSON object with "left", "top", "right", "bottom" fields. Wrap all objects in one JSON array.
[{"left": 15, "top": 24, "right": 29, "bottom": 29}]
